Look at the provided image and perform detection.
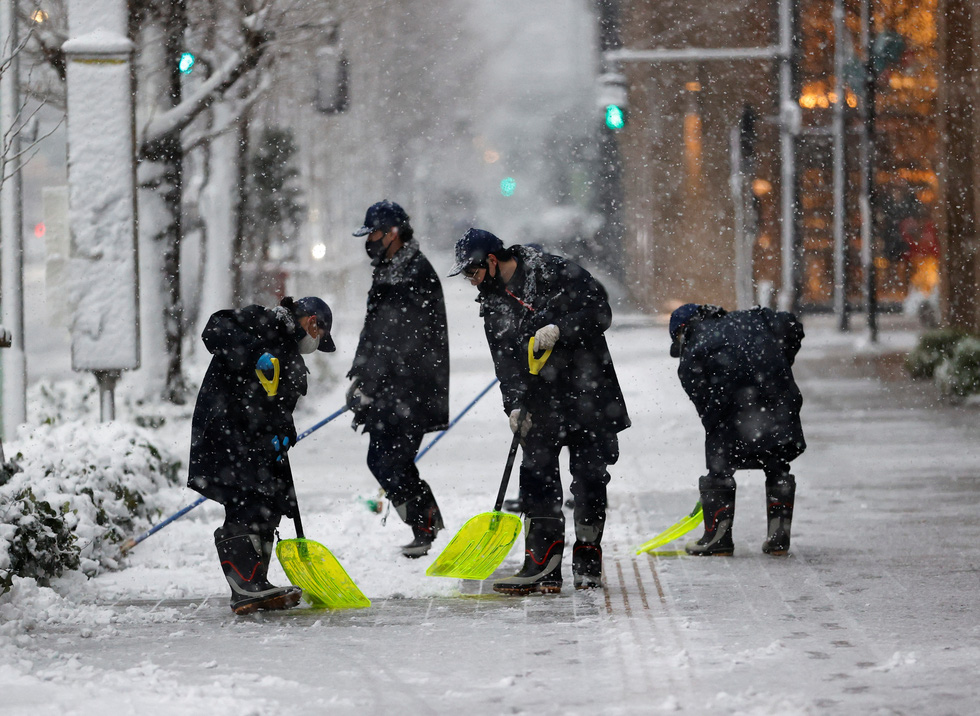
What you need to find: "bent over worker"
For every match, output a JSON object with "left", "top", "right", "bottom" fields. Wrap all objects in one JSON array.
[
  {"left": 669, "top": 303, "right": 806, "bottom": 556},
  {"left": 188, "top": 296, "right": 335, "bottom": 614}
]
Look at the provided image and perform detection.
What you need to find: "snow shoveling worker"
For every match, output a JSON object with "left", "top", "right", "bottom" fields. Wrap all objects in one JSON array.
[
  {"left": 449, "top": 229, "right": 630, "bottom": 594},
  {"left": 347, "top": 200, "right": 450, "bottom": 558},
  {"left": 669, "top": 303, "right": 806, "bottom": 557},
  {"left": 188, "top": 296, "right": 336, "bottom": 615}
]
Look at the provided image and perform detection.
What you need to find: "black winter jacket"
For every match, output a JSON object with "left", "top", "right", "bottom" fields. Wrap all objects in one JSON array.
[
  {"left": 187, "top": 305, "right": 308, "bottom": 517},
  {"left": 479, "top": 246, "right": 630, "bottom": 439},
  {"left": 677, "top": 306, "right": 806, "bottom": 471},
  {"left": 349, "top": 241, "right": 450, "bottom": 433}
]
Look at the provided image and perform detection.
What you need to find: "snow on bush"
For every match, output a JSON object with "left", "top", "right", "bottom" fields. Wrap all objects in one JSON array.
[
  {"left": 934, "top": 336, "right": 980, "bottom": 401},
  {"left": 1, "top": 421, "right": 182, "bottom": 593},
  {"left": 904, "top": 327, "right": 968, "bottom": 380},
  {"left": 28, "top": 376, "right": 193, "bottom": 429}
]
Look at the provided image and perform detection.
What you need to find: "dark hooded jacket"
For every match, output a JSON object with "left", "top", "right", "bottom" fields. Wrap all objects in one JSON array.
[
  {"left": 349, "top": 240, "right": 450, "bottom": 433},
  {"left": 677, "top": 305, "right": 806, "bottom": 471},
  {"left": 188, "top": 305, "right": 308, "bottom": 517},
  {"left": 479, "top": 246, "right": 630, "bottom": 439}
]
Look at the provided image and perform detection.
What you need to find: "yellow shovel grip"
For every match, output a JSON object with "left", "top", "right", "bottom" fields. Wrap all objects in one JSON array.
[
  {"left": 256, "top": 357, "right": 280, "bottom": 397},
  {"left": 527, "top": 337, "right": 553, "bottom": 375}
]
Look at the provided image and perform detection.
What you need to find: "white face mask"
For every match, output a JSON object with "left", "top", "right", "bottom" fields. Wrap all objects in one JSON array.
[{"left": 297, "top": 333, "right": 319, "bottom": 355}]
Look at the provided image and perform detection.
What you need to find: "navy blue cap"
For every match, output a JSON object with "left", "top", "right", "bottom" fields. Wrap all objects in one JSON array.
[
  {"left": 448, "top": 228, "right": 505, "bottom": 276},
  {"left": 669, "top": 303, "right": 700, "bottom": 357},
  {"left": 294, "top": 296, "right": 336, "bottom": 352},
  {"left": 352, "top": 200, "right": 410, "bottom": 237}
]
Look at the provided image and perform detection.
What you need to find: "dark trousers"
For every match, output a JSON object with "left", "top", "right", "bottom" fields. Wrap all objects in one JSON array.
[
  {"left": 701, "top": 459, "right": 792, "bottom": 491},
  {"left": 223, "top": 498, "right": 283, "bottom": 542},
  {"left": 367, "top": 424, "right": 426, "bottom": 506},
  {"left": 520, "top": 428, "right": 618, "bottom": 527}
]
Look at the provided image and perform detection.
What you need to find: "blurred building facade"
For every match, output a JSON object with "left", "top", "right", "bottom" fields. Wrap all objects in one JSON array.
[{"left": 609, "top": 0, "right": 958, "bottom": 324}]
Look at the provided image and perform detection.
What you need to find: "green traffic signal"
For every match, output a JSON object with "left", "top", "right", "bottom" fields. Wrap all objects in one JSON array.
[
  {"left": 500, "top": 177, "right": 516, "bottom": 197},
  {"left": 605, "top": 104, "right": 625, "bottom": 130},
  {"left": 179, "top": 52, "right": 196, "bottom": 75}
]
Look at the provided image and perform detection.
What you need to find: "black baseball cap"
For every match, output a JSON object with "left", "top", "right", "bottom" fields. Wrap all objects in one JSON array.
[
  {"left": 352, "top": 200, "right": 410, "bottom": 237},
  {"left": 448, "top": 228, "right": 505, "bottom": 276},
  {"left": 294, "top": 296, "right": 336, "bottom": 352}
]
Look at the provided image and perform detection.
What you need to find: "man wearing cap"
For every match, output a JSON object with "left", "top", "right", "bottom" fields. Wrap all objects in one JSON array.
[
  {"left": 449, "top": 229, "right": 630, "bottom": 593},
  {"left": 668, "top": 303, "right": 806, "bottom": 556},
  {"left": 189, "top": 296, "right": 336, "bottom": 614},
  {"left": 348, "top": 200, "right": 450, "bottom": 557}
]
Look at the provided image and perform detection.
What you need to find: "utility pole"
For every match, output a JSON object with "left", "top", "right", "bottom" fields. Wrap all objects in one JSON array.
[
  {"left": 731, "top": 106, "right": 758, "bottom": 309},
  {"left": 858, "top": 0, "right": 878, "bottom": 342},
  {"left": 832, "top": 0, "right": 849, "bottom": 330},
  {"left": 0, "top": 0, "right": 26, "bottom": 440},
  {"left": 594, "top": 0, "right": 627, "bottom": 282},
  {"left": 777, "top": 0, "right": 800, "bottom": 313}
]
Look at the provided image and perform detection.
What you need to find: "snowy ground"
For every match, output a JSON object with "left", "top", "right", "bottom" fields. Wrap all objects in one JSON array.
[{"left": 2, "top": 274, "right": 979, "bottom": 715}]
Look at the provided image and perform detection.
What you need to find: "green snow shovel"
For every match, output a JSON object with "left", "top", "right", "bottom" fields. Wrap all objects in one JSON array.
[
  {"left": 277, "top": 453, "right": 370, "bottom": 609},
  {"left": 634, "top": 501, "right": 703, "bottom": 554},
  {"left": 427, "top": 339, "right": 552, "bottom": 580}
]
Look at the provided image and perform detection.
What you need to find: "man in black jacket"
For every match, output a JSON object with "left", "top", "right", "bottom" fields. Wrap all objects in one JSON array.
[
  {"left": 449, "top": 229, "right": 630, "bottom": 593},
  {"left": 669, "top": 303, "right": 806, "bottom": 556},
  {"left": 189, "top": 296, "right": 336, "bottom": 614},
  {"left": 348, "top": 201, "right": 450, "bottom": 557}
]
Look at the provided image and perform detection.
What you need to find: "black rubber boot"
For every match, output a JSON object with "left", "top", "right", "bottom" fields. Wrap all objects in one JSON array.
[
  {"left": 685, "top": 480, "right": 736, "bottom": 556},
  {"left": 493, "top": 516, "right": 564, "bottom": 595},
  {"left": 762, "top": 475, "right": 796, "bottom": 555},
  {"left": 394, "top": 482, "right": 444, "bottom": 558},
  {"left": 572, "top": 520, "right": 604, "bottom": 590},
  {"left": 215, "top": 526, "right": 302, "bottom": 615}
]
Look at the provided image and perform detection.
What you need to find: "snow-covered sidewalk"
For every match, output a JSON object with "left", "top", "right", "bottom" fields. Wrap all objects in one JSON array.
[{"left": 2, "top": 296, "right": 979, "bottom": 715}]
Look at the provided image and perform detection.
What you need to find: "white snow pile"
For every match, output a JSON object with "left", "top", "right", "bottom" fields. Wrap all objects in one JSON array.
[
  {"left": 1, "top": 421, "right": 183, "bottom": 593},
  {"left": 0, "top": 575, "right": 181, "bottom": 639}
]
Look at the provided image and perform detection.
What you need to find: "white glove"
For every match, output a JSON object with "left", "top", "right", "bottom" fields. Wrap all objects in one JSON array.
[
  {"left": 509, "top": 408, "right": 532, "bottom": 437},
  {"left": 534, "top": 324, "right": 560, "bottom": 350}
]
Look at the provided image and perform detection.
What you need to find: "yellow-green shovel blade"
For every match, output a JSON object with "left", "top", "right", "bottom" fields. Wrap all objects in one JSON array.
[
  {"left": 276, "top": 538, "right": 370, "bottom": 609},
  {"left": 635, "top": 502, "right": 704, "bottom": 554},
  {"left": 426, "top": 511, "right": 522, "bottom": 580}
]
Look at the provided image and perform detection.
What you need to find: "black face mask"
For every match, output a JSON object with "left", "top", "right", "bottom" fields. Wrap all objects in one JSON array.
[
  {"left": 365, "top": 236, "right": 387, "bottom": 265},
  {"left": 477, "top": 267, "right": 504, "bottom": 295}
]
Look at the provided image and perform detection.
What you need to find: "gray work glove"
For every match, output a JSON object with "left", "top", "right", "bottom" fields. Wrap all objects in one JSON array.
[
  {"left": 346, "top": 377, "right": 373, "bottom": 412},
  {"left": 534, "top": 324, "right": 560, "bottom": 350}
]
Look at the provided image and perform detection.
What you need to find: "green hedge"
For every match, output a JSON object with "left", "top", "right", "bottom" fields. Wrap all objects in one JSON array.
[{"left": 905, "top": 328, "right": 970, "bottom": 379}]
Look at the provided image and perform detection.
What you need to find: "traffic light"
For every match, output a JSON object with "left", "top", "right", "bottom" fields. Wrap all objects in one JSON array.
[
  {"left": 315, "top": 45, "right": 349, "bottom": 114},
  {"left": 604, "top": 104, "right": 626, "bottom": 131},
  {"left": 178, "top": 52, "right": 195, "bottom": 75},
  {"left": 500, "top": 177, "right": 516, "bottom": 197},
  {"left": 843, "top": 29, "right": 907, "bottom": 91},
  {"left": 597, "top": 72, "right": 628, "bottom": 131}
]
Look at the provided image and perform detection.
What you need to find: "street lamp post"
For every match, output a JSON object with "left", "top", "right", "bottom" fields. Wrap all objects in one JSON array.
[{"left": 0, "top": 0, "right": 26, "bottom": 440}]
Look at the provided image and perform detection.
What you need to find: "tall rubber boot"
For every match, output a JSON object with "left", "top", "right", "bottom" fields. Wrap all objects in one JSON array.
[
  {"left": 394, "top": 482, "right": 444, "bottom": 558},
  {"left": 685, "top": 479, "right": 736, "bottom": 556},
  {"left": 215, "top": 526, "right": 302, "bottom": 615},
  {"left": 493, "top": 516, "right": 564, "bottom": 595},
  {"left": 572, "top": 520, "right": 604, "bottom": 590},
  {"left": 762, "top": 475, "right": 796, "bottom": 555}
]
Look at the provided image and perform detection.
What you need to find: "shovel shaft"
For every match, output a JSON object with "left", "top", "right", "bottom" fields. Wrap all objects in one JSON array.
[
  {"left": 493, "top": 403, "right": 527, "bottom": 513},
  {"left": 491, "top": 343, "right": 550, "bottom": 513},
  {"left": 415, "top": 378, "right": 498, "bottom": 463}
]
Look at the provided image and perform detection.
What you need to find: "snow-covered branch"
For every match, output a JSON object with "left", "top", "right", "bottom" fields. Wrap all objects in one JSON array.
[{"left": 181, "top": 72, "right": 272, "bottom": 154}]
